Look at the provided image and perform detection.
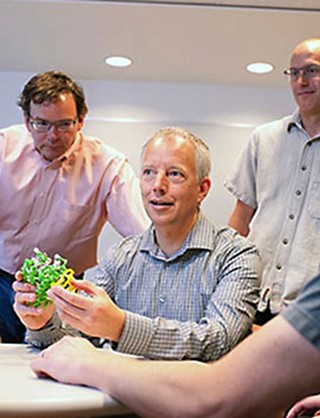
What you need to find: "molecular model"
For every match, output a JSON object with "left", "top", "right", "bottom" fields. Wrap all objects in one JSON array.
[{"left": 21, "top": 248, "right": 77, "bottom": 307}]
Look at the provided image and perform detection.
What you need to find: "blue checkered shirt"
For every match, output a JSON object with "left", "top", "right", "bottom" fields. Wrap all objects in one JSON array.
[{"left": 27, "top": 213, "right": 261, "bottom": 361}]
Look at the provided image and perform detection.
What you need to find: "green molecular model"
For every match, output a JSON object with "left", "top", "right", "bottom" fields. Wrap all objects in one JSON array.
[{"left": 21, "top": 248, "right": 76, "bottom": 307}]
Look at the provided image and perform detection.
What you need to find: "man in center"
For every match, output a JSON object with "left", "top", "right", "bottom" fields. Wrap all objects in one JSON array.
[{"left": 14, "top": 127, "right": 260, "bottom": 361}]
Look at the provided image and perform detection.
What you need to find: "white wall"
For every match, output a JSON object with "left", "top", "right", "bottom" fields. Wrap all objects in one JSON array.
[{"left": 0, "top": 71, "right": 295, "bottom": 264}]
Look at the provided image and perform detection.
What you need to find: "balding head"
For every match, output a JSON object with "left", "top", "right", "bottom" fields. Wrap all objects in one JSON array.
[{"left": 291, "top": 38, "right": 320, "bottom": 63}]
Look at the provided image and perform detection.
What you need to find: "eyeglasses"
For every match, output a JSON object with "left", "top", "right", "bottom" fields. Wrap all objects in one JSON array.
[
  {"left": 29, "top": 117, "right": 78, "bottom": 132},
  {"left": 284, "top": 65, "right": 320, "bottom": 81}
]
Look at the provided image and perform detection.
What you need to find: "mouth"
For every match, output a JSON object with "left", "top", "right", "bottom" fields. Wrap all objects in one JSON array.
[
  {"left": 297, "top": 90, "right": 315, "bottom": 96},
  {"left": 150, "top": 199, "right": 174, "bottom": 207}
]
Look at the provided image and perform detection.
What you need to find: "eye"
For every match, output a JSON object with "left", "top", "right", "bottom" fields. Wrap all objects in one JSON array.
[
  {"left": 307, "top": 66, "right": 320, "bottom": 76},
  {"left": 37, "top": 120, "right": 49, "bottom": 128},
  {"left": 142, "top": 168, "right": 156, "bottom": 179},
  {"left": 57, "top": 121, "right": 72, "bottom": 129},
  {"left": 31, "top": 119, "right": 50, "bottom": 131},
  {"left": 168, "top": 170, "right": 184, "bottom": 183},
  {"left": 169, "top": 170, "right": 181, "bottom": 177},
  {"left": 290, "top": 69, "right": 300, "bottom": 78}
]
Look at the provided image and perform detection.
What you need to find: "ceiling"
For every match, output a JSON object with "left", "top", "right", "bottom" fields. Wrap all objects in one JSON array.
[{"left": 1, "top": 0, "right": 320, "bottom": 87}]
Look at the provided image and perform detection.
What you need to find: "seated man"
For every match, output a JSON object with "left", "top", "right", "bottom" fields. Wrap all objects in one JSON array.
[{"left": 14, "top": 127, "right": 261, "bottom": 361}]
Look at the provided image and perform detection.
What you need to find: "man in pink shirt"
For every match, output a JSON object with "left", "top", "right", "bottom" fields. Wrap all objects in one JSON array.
[{"left": 0, "top": 71, "right": 149, "bottom": 343}]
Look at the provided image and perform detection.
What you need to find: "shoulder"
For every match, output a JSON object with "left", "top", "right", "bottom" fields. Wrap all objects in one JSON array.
[
  {"left": 104, "top": 232, "right": 145, "bottom": 264},
  {"left": 205, "top": 226, "right": 261, "bottom": 278},
  {"left": 214, "top": 227, "right": 261, "bottom": 278},
  {"left": 0, "top": 124, "right": 33, "bottom": 154},
  {"left": 80, "top": 134, "right": 126, "bottom": 162},
  {"left": 251, "top": 115, "right": 291, "bottom": 142},
  {"left": 215, "top": 226, "right": 259, "bottom": 255},
  {"left": 243, "top": 115, "right": 292, "bottom": 160},
  {"left": 98, "top": 232, "right": 146, "bottom": 276},
  {"left": 0, "top": 124, "right": 30, "bottom": 141}
]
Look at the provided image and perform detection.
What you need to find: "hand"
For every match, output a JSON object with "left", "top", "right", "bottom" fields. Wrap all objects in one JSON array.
[
  {"left": 48, "top": 279, "right": 126, "bottom": 342},
  {"left": 13, "top": 271, "right": 55, "bottom": 330},
  {"left": 31, "top": 336, "right": 99, "bottom": 385},
  {"left": 286, "top": 395, "right": 320, "bottom": 418}
]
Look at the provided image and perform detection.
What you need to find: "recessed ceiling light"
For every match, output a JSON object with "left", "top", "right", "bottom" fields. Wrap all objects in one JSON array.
[
  {"left": 105, "top": 56, "right": 132, "bottom": 68},
  {"left": 246, "top": 62, "right": 274, "bottom": 74}
]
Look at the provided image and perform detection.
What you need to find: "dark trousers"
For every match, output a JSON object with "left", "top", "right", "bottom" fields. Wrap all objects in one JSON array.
[
  {"left": 254, "top": 305, "right": 277, "bottom": 326},
  {"left": 0, "top": 269, "right": 26, "bottom": 343}
]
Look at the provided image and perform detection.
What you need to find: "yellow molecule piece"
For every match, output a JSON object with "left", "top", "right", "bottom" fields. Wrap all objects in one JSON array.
[{"left": 53, "top": 268, "right": 78, "bottom": 293}]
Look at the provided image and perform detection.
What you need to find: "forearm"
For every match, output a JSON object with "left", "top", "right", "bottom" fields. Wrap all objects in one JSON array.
[
  {"left": 228, "top": 200, "right": 255, "bottom": 237},
  {"left": 223, "top": 317, "right": 320, "bottom": 418},
  {"left": 116, "top": 311, "right": 231, "bottom": 361},
  {"left": 83, "top": 351, "right": 214, "bottom": 418},
  {"left": 228, "top": 214, "right": 250, "bottom": 236},
  {"left": 90, "top": 317, "right": 320, "bottom": 418}
]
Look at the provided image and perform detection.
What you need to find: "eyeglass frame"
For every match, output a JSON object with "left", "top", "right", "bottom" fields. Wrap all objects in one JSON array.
[
  {"left": 283, "top": 64, "right": 320, "bottom": 81},
  {"left": 28, "top": 116, "right": 78, "bottom": 132}
]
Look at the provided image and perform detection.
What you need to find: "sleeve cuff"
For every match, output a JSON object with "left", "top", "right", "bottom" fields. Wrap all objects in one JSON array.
[
  {"left": 282, "top": 303, "right": 320, "bottom": 350},
  {"left": 115, "top": 310, "right": 154, "bottom": 356},
  {"left": 26, "top": 312, "right": 64, "bottom": 348}
]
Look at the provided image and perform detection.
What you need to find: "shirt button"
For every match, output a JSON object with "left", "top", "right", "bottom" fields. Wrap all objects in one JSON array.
[
  {"left": 159, "top": 296, "right": 166, "bottom": 304},
  {"left": 282, "top": 239, "right": 288, "bottom": 245},
  {"left": 301, "top": 166, "right": 307, "bottom": 171},
  {"left": 289, "top": 214, "right": 295, "bottom": 220},
  {"left": 276, "top": 264, "right": 282, "bottom": 270},
  {"left": 295, "top": 189, "right": 302, "bottom": 196}
]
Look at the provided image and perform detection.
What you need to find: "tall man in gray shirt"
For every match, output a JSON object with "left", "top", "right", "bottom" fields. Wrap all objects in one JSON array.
[
  {"left": 225, "top": 38, "right": 320, "bottom": 324},
  {"left": 14, "top": 127, "right": 260, "bottom": 361}
]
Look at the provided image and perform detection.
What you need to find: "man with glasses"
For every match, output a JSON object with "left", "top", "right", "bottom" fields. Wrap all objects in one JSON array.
[
  {"left": 0, "top": 71, "right": 149, "bottom": 343},
  {"left": 224, "top": 38, "right": 320, "bottom": 325}
]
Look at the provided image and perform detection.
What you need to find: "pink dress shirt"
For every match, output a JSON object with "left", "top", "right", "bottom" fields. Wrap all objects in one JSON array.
[{"left": 0, "top": 125, "right": 149, "bottom": 274}]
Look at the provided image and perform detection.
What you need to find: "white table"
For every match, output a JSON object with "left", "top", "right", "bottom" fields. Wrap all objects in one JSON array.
[{"left": 0, "top": 344, "right": 132, "bottom": 417}]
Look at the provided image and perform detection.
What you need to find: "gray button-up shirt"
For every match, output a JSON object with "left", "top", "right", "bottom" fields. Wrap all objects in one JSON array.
[{"left": 225, "top": 110, "right": 320, "bottom": 314}]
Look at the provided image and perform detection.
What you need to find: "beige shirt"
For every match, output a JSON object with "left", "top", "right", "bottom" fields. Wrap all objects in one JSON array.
[{"left": 0, "top": 125, "right": 149, "bottom": 274}]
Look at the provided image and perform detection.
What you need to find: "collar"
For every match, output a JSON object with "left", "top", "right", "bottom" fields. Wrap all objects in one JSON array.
[
  {"left": 287, "top": 109, "right": 303, "bottom": 132},
  {"left": 140, "top": 212, "right": 215, "bottom": 261},
  {"left": 36, "top": 131, "right": 82, "bottom": 166},
  {"left": 56, "top": 131, "right": 82, "bottom": 162}
]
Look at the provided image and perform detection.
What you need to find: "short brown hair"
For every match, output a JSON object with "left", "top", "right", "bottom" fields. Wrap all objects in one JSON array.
[{"left": 18, "top": 70, "right": 88, "bottom": 119}]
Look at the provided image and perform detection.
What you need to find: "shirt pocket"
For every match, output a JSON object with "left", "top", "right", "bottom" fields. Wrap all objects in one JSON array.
[{"left": 307, "top": 181, "right": 320, "bottom": 219}]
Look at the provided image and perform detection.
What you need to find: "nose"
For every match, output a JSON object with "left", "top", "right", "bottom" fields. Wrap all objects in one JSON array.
[
  {"left": 47, "top": 124, "right": 60, "bottom": 139},
  {"left": 153, "top": 171, "right": 168, "bottom": 195},
  {"left": 297, "top": 70, "right": 309, "bottom": 84}
]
